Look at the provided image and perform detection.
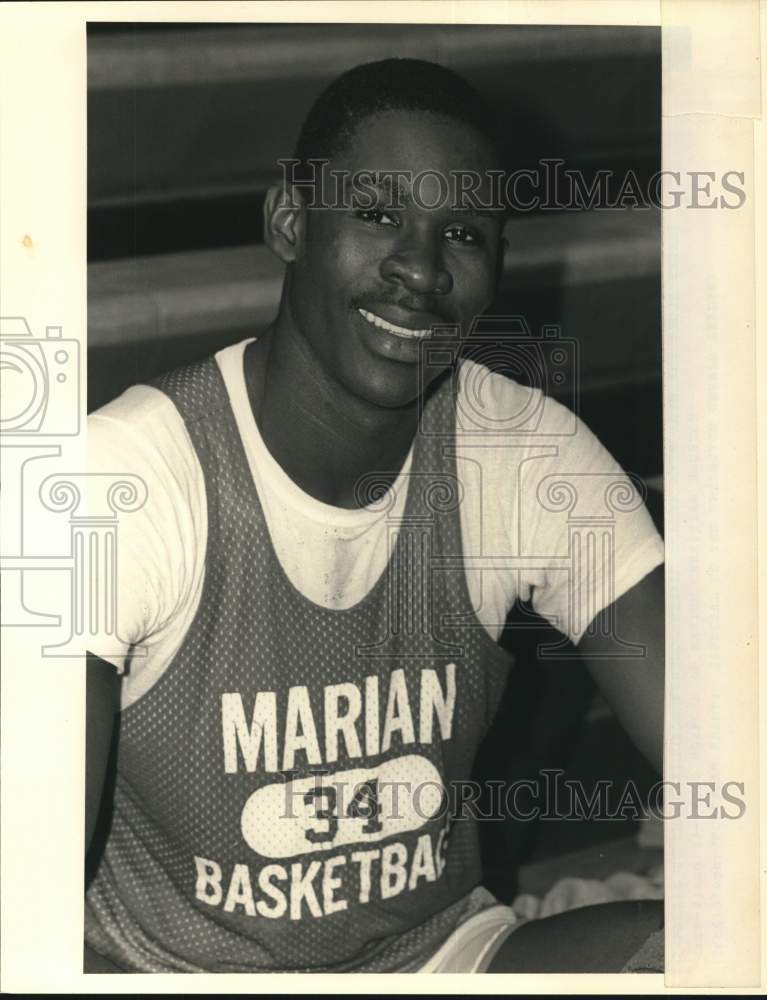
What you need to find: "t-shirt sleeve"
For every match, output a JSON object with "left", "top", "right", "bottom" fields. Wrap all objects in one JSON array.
[
  {"left": 513, "top": 391, "right": 664, "bottom": 645},
  {"left": 86, "top": 386, "right": 205, "bottom": 675}
]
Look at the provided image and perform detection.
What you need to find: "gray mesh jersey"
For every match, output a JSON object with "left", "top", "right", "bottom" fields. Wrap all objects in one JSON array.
[{"left": 84, "top": 356, "right": 514, "bottom": 972}]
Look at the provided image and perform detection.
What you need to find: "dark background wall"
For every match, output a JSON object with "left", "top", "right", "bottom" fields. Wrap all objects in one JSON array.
[
  {"left": 87, "top": 22, "right": 662, "bottom": 481},
  {"left": 87, "top": 22, "right": 664, "bottom": 900}
]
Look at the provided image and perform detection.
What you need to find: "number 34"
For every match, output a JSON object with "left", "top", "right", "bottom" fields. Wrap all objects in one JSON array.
[{"left": 303, "top": 780, "right": 384, "bottom": 844}]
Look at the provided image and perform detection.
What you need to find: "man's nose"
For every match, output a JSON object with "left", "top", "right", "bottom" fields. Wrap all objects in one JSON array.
[{"left": 380, "top": 235, "right": 453, "bottom": 297}]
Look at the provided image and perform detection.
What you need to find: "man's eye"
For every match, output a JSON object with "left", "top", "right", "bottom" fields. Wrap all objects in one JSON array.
[
  {"left": 444, "top": 225, "right": 477, "bottom": 245},
  {"left": 355, "top": 208, "right": 397, "bottom": 226}
]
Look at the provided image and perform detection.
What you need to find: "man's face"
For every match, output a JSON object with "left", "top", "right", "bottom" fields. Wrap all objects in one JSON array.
[{"left": 286, "top": 109, "right": 505, "bottom": 410}]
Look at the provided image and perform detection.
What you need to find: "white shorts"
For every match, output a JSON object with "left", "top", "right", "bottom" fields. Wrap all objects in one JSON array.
[{"left": 416, "top": 892, "right": 520, "bottom": 973}]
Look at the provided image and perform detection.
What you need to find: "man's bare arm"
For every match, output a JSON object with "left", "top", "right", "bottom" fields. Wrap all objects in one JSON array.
[
  {"left": 85, "top": 652, "right": 120, "bottom": 851},
  {"left": 576, "top": 565, "right": 665, "bottom": 774}
]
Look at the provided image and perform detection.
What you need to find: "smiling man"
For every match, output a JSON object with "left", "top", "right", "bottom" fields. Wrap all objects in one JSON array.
[{"left": 85, "top": 58, "right": 665, "bottom": 974}]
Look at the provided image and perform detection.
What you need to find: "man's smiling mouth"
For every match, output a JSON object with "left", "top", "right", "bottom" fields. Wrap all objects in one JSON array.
[{"left": 357, "top": 307, "right": 433, "bottom": 340}]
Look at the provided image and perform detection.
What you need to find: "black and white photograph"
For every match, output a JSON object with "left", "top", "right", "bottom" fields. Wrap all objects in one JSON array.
[
  {"left": 84, "top": 20, "right": 667, "bottom": 975},
  {"left": 0, "top": 2, "right": 762, "bottom": 991}
]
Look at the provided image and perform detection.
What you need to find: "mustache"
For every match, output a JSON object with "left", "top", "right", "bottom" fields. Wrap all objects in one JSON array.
[{"left": 354, "top": 293, "right": 454, "bottom": 325}]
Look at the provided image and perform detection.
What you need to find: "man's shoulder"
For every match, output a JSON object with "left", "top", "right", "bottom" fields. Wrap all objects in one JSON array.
[
  {"left": 89, "top": 380, "right": 180, "bottom": 432},
  {"left": 455, "top": 358, "right": 581, "bottom": 439},
  {"left": 88, "top": 376, "right": 201, "bottom": 481},
  {"left": 90, "top": 350, "right": 230, "bottom": 430},
  {"left": 148, "top": 351, "right": 238, "bottom": 423}
]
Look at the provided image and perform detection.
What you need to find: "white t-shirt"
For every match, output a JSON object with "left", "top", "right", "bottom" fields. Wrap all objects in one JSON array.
[{"left": 88, "top": 338, "right": 664, "bottom": 709}]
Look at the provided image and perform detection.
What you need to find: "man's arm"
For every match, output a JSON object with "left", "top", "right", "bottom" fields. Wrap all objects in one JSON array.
[
  {"left": 85, "top": 652, "right": 120, "bottom": 851},
  {"left": 576, "top": 565, "right": 665, "bottom": 774}
]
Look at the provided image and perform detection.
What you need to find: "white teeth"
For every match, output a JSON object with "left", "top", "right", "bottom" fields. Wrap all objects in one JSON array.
[{"left": 358, "top": 308, "right": 432, "bottom": 340}]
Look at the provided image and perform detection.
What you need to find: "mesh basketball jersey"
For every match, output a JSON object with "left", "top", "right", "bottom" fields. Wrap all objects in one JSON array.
[{"left": 85, "top": 356, "right": 514, "bottom": 973}]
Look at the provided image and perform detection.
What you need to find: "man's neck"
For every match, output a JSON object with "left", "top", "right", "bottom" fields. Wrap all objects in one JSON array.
[{"left": 244, "top": 324, "right": 421, "bottom": 510}]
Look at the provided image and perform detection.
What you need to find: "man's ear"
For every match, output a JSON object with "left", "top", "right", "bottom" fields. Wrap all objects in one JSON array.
[{"left": 263, "top": 182, "right": 305, "bottom": 264}]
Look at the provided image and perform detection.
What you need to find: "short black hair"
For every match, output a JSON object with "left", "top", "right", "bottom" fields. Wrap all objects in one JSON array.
[{"left": 293, "top": 58, "right": 502, "bottom": 174}]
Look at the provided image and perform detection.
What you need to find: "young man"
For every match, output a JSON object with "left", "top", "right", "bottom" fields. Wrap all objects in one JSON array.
[{"left": 85, "top": 58, "right": 665, "bottom": 973}]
